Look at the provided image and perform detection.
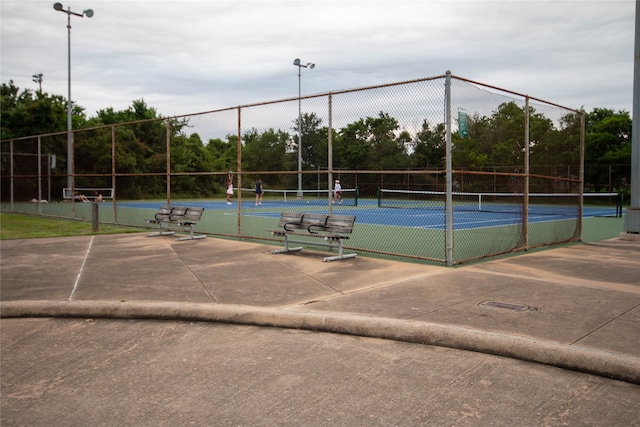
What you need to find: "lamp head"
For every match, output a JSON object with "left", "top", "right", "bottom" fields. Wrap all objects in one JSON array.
[
  {"left": 84, "top": 9, "right": 94, "bottom": 17},
  {"left": 53, "top": 2, "right": 63, "bottom": 11},
  {"left": 293, "top": 58, "right": 301, "bottom": 66},
  {"left": 309, "top": 63, "right": 315, "bottom": 69}
]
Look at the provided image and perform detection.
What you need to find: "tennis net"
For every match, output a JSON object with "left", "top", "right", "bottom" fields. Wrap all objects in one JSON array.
[
  {"left": 240, "top": 187, "right": 358, "bottom": 206},
  {"left": 377, "top": 188, "right": 621, "bottom": 217}
]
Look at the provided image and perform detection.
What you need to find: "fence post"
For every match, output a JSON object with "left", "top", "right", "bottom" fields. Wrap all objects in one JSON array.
[
  {"left": 445, "top": 71, "right": 453, "bottom": 266},
  {"left": 328, "top": 93, "right": 334, "bottom": 214},
  {"left": 166, "top": 118, "right": 171, "bottom": 206},
  {"left": 523, "top": 96, "right": 529, "bottom": 249},
  {"left": 622, "top": 0, "right": 640, "bottom": 234},
  {"left": 92, "top": 202, "right": 99, "bottom": 232}
]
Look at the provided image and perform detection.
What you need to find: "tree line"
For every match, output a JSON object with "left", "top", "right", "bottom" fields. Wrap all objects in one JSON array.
[{"left": 1, "top": 80, "right": 632, "bottom": 200}]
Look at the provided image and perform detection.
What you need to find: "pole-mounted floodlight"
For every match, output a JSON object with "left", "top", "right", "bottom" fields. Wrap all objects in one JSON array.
[
  {"left": 293, "top": 58, "right": 315, "bottom": 197},
  {"left": 53, "top": 2, "right": 93, "bottom": 191}
]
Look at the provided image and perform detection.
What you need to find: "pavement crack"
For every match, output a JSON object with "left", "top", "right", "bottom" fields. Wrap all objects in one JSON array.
[
  {"left": 173, "top": 248, "right": 217, "bottom": 303},
  {"left": 569, "top": 302, "right": 640, "bottom": 345},
  {"left": 465, "top": 264, "right": 640, "bottom": 294},
  {"left": 284, "top": 270, "right": 449, "bottom": 310},
  {"left": 270, "top": 254, "right": 345, "bottom": 295}
]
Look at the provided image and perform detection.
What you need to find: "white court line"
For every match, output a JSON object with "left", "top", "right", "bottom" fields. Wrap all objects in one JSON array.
[{"left": 69, "top": 236, "right": 95, "bottom": 301}]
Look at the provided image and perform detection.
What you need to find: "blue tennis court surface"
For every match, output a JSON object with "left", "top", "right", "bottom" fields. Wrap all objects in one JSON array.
[{"left": 118, "top": 199, "right": 620, "bottom": 231}]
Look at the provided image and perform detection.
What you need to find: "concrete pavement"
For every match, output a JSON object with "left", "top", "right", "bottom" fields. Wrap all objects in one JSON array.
[{"left": 1, "top": 232, "right": 639, "bottom": 426}]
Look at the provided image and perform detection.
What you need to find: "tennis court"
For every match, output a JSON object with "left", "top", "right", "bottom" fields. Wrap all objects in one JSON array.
[
  {"left": 118, "top": 189, "right": 622, "bottom": 231},
  {"left": 3, "top": 188, "right": 623, "bottom": 265}
]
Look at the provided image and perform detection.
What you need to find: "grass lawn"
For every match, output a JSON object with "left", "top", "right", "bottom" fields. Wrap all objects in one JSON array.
[{"left": 0, "top": 212, "right": 144, "bottom": 240}]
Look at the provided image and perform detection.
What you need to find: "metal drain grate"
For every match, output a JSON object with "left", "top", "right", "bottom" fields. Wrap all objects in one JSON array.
[{"left": 478, "top": 301, "right": 531, "bottom": 311}]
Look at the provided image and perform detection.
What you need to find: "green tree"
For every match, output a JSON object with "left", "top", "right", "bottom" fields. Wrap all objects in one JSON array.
[
  {"left": 206, "top": 135, "right": 237, "bottom": 171},
  {"left": 1, "top": 81, "right": 80, "bottom": 199},
  {"left": 292, "top": 112, "right": 323, "bottom": 169},
  {"left": 412, "top": 120, "right": 445, "bottom": 169},
  {"left": 453, "top": 102, "right": 564, "bottom": 174},
  {"left": 78, "top": 99, "right": 196, "bottom": 198},
  {"left": 451, "top": 113, "right": 491, "bottom": 170},
  {"left": 530, "top": 110, "right": 580, "bottom": 178},
  {"left": 0, "top": 80, "right": 85, "bottom": 139},
  {"left": 584, "top": 108, "right": 632, "bottom": 191},
  {"left": 335, "top": 119, "right": 373, "bottom": 169},
  {"left": 486, "top": 102, "right": 527, "bottom": 168},
  {"left": 335, "top": 112, "right": 409, "bottom": 170},
  {"left": 242, "top": 127, "right": 290, "bottom": 172},
  {"left": 169, "top": 132, "right": 215, "bottom": 197}
]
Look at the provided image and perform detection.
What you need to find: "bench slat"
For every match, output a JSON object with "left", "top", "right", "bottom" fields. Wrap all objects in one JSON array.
[
  {"left": 277, "top": 212, "right": 304, "bottom": 229},
  {"left": 325, "top": 215, "right": 356, "bottom": 233},
  {"left": 180, "top": 207, "right": 205, "bottom": 222},
  {"left": 302, "top": 214, "right": 329, "bottom": 233},
  {"left": 155, "top": 205, "right": 173, "bottom": 221},
  {"left": 169, "top": 206, "right": 189, "bottom": 220}
]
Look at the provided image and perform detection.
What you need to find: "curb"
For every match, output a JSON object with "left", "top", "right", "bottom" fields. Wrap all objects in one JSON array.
[{"left": 2, "top": 300, "right": 639, "bottom": 385}]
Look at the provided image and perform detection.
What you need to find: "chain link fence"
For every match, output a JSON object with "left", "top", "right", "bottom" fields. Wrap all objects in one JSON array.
[{"left": 3, "top": 72, "right": 620, "bottom": 265}]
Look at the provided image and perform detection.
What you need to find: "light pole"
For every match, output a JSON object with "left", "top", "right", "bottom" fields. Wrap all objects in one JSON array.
[
  {"left": 293, "top": 58, "right": 314, "bottom": 197},
  {"left": 32, "top": 73, "right": 43, "bottom": 93},
  {"left": 53, "top": 2, "right": 93, "bottom": 190}
]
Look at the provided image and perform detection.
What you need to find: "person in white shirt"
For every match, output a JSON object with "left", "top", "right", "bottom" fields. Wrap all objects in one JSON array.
[
  {"left": 333, "top": 179, "right": 342, "bottom": 204},
  {"left": 225, "top": 173, "right": 234, "bottom": 205}
]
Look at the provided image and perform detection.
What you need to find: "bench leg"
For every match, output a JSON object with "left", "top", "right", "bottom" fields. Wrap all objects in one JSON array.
[
  {"left": 147, "top": 229, "right": 175, "bottom": 237},
  {"left": 323, "top": 253, "right": 357, "bottom": 262},
  {"left": 176, "top": 226, "right": 206, "bottom": 241},
  {"left": 271, "top": 235, "right": 302, "bottom": 254},
  {"left": 176, "top": 234, "right": 206, "bottom": 241},
  {"left": 322, "top": 240, "right": 357, "bottom": 262},
  {"left": 146, "top": 221, "right": 175, "bottom": 237}
]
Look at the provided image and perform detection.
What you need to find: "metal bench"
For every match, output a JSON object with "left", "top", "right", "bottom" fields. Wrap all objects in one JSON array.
[
  {"left": 146, "top": 206, "right": 206, "bottom": 241},
  {"left": 267, "top": 212, "right": 357, "bottom": 262}
]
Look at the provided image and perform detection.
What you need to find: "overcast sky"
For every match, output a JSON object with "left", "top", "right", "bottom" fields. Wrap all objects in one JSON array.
[{"left": 1, "top": 0, "right": 636, "bottom": 129}]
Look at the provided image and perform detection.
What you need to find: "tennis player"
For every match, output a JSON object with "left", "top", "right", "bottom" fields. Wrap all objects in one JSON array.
[
  {"left": 333, "top": 179, "right": 342, "bottom": 204},
  {"left": 255, "top": 178, "right": 263, "bottom": 206},
  {"left": 225, "top": 173, "right": 234, "bottom": 205}
]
